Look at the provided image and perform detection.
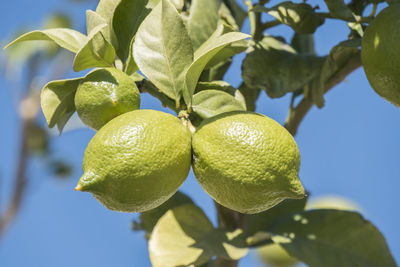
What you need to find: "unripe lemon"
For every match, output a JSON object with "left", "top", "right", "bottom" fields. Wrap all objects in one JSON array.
[
  {"left": 75, "top": 67, "right": 140, "bottom": 130},
  {"left": 192, "top": 111, "right": 305, "bottom": 214},
  {"left": 75, "top": 110, "right": 192, "bottom": 212},
  {"left": 361, "top": 4, "right": 400, "bottom": 106}
]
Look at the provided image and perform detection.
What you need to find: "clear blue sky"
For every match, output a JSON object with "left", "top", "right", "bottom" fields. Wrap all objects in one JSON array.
[{"left": 0, "top": 1, "right": 399, "bottom": 266}]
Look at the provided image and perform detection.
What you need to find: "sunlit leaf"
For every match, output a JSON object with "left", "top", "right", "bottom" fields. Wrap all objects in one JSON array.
[
  {"left": 149, "top": 204, "right": 214, "bottom": 267},
  {"left": 4, "top": 28, "right": 86, "bottom": 53},
  {"left": 73, "top": 24, "right": 115, "bottom": 72},
  {"left": 133, "top": 0, "right": 193, "bottom": 106},
  {"left": 184, "top": 32, "right": 249, "bottom": 107},
  {"left": 192, "top": 89, "right": 245, "bottom": 119},
  {"left": 188, "top": 0, "right": 222, "bottom": 51}
]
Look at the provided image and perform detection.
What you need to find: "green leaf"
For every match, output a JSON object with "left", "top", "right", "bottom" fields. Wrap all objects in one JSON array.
[
  {"left": 269, "top": 210, "right": 397, "bottom": 267},
  {"left": 242, "top": 36, "right": 325, "bottom": 98},
  {"left": 192, "top": 89, "right": 245, "bottom": 119},
  {"left": 125, "top": 37, "right": 139, "bottom": 75},
  {"left": 40, "top": 78, "right": 83, "bottom": 133},
  {"left": 135, "top": 191, "right": 194, "bottom": 238},
  {"left": 4, "top": 28, "right": 86, "bottom": 53},
  {"left": 86, "top": 10, "right": 113, "bottom": 44},
  {"left": 198, "top": 229, "right": 248, "bottom": 260},
  {"left": 188, "top": 0, "right": 222, "bottom": 51},
  {"left": 206, "top": 39, "right": 248, "bottom": 69},
  {"left": 133, "top": 0, "right": 193, "bottom": 106},
  {"left": 222, "top": 0, "right": 247, "bottom": 28},
  {"left": 148, "top": 204, "right": 214, "bottom": 267},
  {"left": 184, "top": 32, "right": 249, "bottom": 108},
  {"left": 245, "top": 198, "right": 308, "bottom": 238},
  {"left": 112, "top": 0, "right": 159, "bottom": 62},
  {"left": 95, "top": 0, "right": 120, "bottom": 48},
  {"left": 291, "top": 33, "right": 315, "bottom": 55},
  {"left": 266, "top": 2, "right": 325, "bottom": 34},
  {"left": 324, "top": 0, "right": 354, "bottom": 21},
  {"left": 238, "top": 83, "right": 260, "bottom": 112},
  {"left": 73, "top": 24, "right": 116, "bottom": 72},
  {"left": 311, "top": 39, "right": 360, "bottom": 108}
]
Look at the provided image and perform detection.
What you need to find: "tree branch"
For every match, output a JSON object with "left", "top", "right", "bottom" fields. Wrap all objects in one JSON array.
[{"left": 284, "top": 52, "right": 362, "bottom": 136}]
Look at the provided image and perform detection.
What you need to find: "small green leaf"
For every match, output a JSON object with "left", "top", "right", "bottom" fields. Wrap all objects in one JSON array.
[
  {"left": 206, "top": 39, "right": 248, "bottom": 69},
  {"left": 148, "top": 204, "right": 214, "bottom": 267},
  {"left": 192, "top": 89, "right": 245, "bottom": 119},
  {"left": 135, "top": 191, "right": 194, "bottom": 238},
  {"left": 184, "top": 32, "right": 249, "bottom": 107},
  {"left": 73, "top": 24, "right": 116, "bottom": 72},
  {"left": 311, "top": 39, "right": 360, "bottom": 108},
  {"left": 86, "top": 10, "right": 113, "bottom": 44},
  {"left": 221, "top": 0, "right": 247, "bottom": 28},
  {"left": 324, "top": 0, "right": 354, "bottom": 21},
  {"left": 125, "top": 37, "right": 139, "bottom": 75},
  {"left": 40, "top": 78, "right": 83, "bottom": 133},
  {"left": 266, "top": 2, "right": 325, "bottom": 34},
  {"left": 95, "top": 0, "right": 120, "bottom": 48},
  {"left": 133, "top": 0, "right": 193, "bottom": 106},
  {"left": 269, "top": 210, "right": 397, "bottom": 267},
  {"left": 188, "top": 0, "right": 222, "bottom": 51},
  {"left": 113, "top": 0, "right": 159, "bottom": 62},
  {"left": 4, "top": 28, "right": 86, "bottom": 53},
  {"left": 242, "top": 36, "right": 325, "bottom": 98}
]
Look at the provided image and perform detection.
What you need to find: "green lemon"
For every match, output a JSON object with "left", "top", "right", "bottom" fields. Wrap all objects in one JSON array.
[
  {"left": 75, "top": 67, "right": 140, "bottom": 130},
  {"left": 192, "top": 111, "right": 305, "bottom": 214},
  {"left": 257, "top": 243, "right": 298, "bottom": 267},
  {"left": 361, "top": 4, "right": 400, "bottom": 107},
  {"left": 75, "top": 109, "right": 192, "bottom": 212}
]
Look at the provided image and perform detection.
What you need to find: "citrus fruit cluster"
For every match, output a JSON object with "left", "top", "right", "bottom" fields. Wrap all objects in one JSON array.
[
  {"left": 74, "top": 68, "right": 305, "bottom": 214},
  {"left": 362, "top": 4, "right": 400, "bottom": 107}
]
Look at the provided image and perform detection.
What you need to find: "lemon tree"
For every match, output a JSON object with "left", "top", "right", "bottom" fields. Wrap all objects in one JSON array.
[{"left": 4, "top": 0, "right": 398, "bottom": 266}]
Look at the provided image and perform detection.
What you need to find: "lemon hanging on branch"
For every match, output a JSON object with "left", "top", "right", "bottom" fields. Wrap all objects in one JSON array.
[
  {"left": 75, "top": 109, "right": 192, "bottom": 213},
  {"left": 362, "top": 4, "right": 400, "bottom": 107},
  {"left": 75, "top": 67, "right": 140, "bottom": 130},
  {"left": 192, "top": 111, "right": 305, "bottom": 214}
]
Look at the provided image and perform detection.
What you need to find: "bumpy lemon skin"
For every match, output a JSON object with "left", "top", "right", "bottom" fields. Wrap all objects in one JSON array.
[
  {"left": 76, "top": 110, "right": 192, "bottom": 213},
  {"left": 192, "top": 111, "right": 305, "bottom": 214},
  {"left": 75, "top": 67, "right": 140, "bottom": 130},
  {"left": 361, "top": 4, "right": 400, "bottom": 107}
]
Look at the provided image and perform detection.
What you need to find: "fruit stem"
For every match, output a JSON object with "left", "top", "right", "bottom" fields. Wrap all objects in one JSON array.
[{"left": 178, "top": 111, "right": 196, "bottom": 134}]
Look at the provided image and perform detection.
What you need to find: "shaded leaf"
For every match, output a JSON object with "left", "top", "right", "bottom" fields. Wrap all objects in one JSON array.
[
  {"left": 133, "top": 0, "right": 193, "bottom": 106},
  {"left": 149, "top": 204, "right": 214, "bottom": 267},
  {"left": 238, "top": 83, "right": 260, "bottom": 112},
  {"left": 4, "top": 28, "right": 86, "bottom": 53},
  {"left": 311, "top": 39, "right": 360, "bottom": 107},
  {"left": 199, "top": 229, "right": 248, "bottom": 260},
  {"left": 73, "top": 24, "right": 115, "bottom": 72},
  {"left": 245, "top": 198, "right": 308, "bottom": 238},
  {"left": 266, "top": 2, "right": 325, "bottom": 34},
  {"left": 188, "top": 0, "right": 222, "bottom": 51},
  {"left": 269, "top": 210, "right": 397, "bottom": 267},
  {"left": 184, "top": 32, "right": 249, "bottom": 107},
  {"left": 113, "top": 0, "right": 159, "bottom": 62},
  {"left": 291, "top": 33, "right": 315, "bottom": 55},
  {"left": 192, "top": 89, "right": 245, "bottom": 119},
  {"left": 324, "top": 0, "right": 354, "bottom": 21},
  {"left": 242, "top": 36, "right": 325, "bottom": 98},
  {"left": 125, "top": 37, "right": 138, "bottom": 75},
  {"left": 40, "top": 78, "right": 83, "bottom": 133}
]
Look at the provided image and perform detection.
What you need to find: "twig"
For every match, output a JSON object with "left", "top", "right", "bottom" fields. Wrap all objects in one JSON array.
[
  {"left": 0, "top": 120, "right": 29, "bottom": 237},
  {"left": 137, "top": 80, "right": 178, "bottom": 113},
  {"left": 284, "top": 52, "right": 362, "bottom": 136}
]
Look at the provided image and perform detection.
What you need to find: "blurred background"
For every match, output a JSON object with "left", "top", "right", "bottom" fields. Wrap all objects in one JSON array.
[{"left": 0, "top": 0, "right": 398, "bottom": 266}]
